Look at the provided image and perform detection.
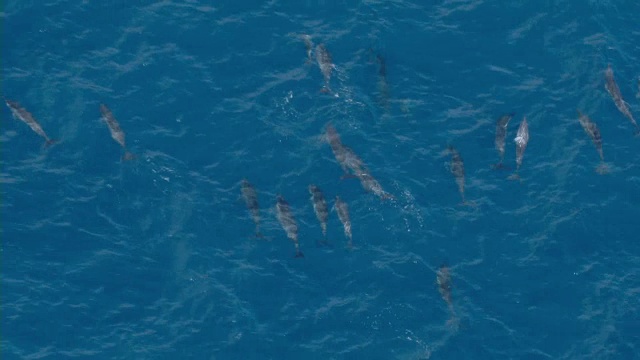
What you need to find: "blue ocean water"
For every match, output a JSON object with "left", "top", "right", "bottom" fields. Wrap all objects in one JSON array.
[{"left": 2, "top": 0, "right": 640, "bottom": 359}]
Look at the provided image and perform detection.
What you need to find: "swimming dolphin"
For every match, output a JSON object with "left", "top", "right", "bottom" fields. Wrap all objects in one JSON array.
[
  {"left": 448, "top": 145, "right": 466, "bottom": 203},
  {"left": 437, "top": 264, "right": 456, "bottom": 322},
  {"left": 325, "top": 123, "right": 350, "bottom": 175},
  {"left": 509, "top": 117, "right": 529, "bottom": 180},
  {"left": 275, "top": 195, "right": 304, "bottom": 258},
  {"left": 99, "top": 104, "right": 135, "bottom": 161},
  {"left": 334, "top": 195, "right": 353, "bottom": 249},
  {"left": 241, "top": 179, "right": 264, "bottom": 238},
  {"left": 604, "top": 64, "right": 639, "bottom": 135},
  {"left": 301, "top": 34, "right": 314, "bottom": 64},
  {"left": 355, "top": 168, "right": 394, "bottom": 201},
  {"left": 325, "top": 123, "right": 394, "bottom": 200},
  {"left": 493, "top": 113, "right": 514, "bottom": 169},
  {"left": 577, "top": 110, "right": 608, "bottom": 174},
  {"left": 315, "top": 44, "right": 333, "bottom": 93},
  {"left": 4, "top": 98, "right": 56, "bottom": 147},
  {"left": 372, "top": 50, "right": 390, "bottom": 111},
  {"left": 308, "top": 184, "right": 329, "bottom": 246},
  {"left": 326, "top": 123, "right": 365, "bottom": 178}
]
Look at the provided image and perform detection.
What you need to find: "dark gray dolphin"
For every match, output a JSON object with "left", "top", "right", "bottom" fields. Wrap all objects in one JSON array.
[
  {"left": 241, "top": 179, "right": 263, "bottom": 238},
  {"left": 372, "top": 50, "right": 390, "bottom": 111}
]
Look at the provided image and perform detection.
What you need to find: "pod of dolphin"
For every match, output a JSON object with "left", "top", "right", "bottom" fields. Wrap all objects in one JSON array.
[{"left": 3, "top": 34, "right": 639, "bottom": 317}]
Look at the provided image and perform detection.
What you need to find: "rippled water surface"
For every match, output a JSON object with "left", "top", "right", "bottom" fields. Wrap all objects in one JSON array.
[{"left": 3, "top": 1, "right": 640, "bottom": 359}]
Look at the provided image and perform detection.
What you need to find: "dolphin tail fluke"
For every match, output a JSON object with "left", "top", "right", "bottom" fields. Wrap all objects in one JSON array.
[
  {"left": 458, "top": 195, "right": 470, "bottom": 207},
  {"left": 44, "top": 139, "right": 58, "bottom": 148},
  {"left": 316, "top": 239, "right": 332, "bottom": 248},
  {"left": 255, "top": 232, "right": 265, "bottom": 239},
  {"left": 508, "top": 173, "right": 520, "bottom": 181},
  {"left": 122, "top": 151, "right": 136, "bottom": 161},
  {"left": 596, "top": 163, "right": 610, "bottom": 175},
  {"left": 345, "top": 241, "right": 358, "bottom": 251},
  {"left": 381, "top": 193, "right": 396, "bottom": 202},
  {"left": 633, "top": 127, "right": 640, "bottom": 137},
  {"left": 294, "top": 250, "right": 305, "bottom": 258}
]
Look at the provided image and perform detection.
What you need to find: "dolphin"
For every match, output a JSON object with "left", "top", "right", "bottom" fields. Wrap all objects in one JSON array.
[
  {"left": 315, "top": 44, "right": 334, "bottom": 93},
  {"left": 241, "top": 179, "right": 264, "bottom": 238},
  {"left": 334, "top": 195, "right": 353, "bottom": 249},
  {"left": 275, "top": 195, "right": 304, "bottom": 258},
  {"left": 448, "top": 145, "right": 466, "bottom": 203},
  {"left": 325, "top": 123, "right": 394, "bottom": 200},
  {"left": 301, "top": 34, "right": 313, "bottom": 64},
  {"left": 509, "top": 117, "right": 529, "bottom": 180},
  {"left": 604, "top": 64, "right": 639, "bottom": 135},
  {"left": 437, "top": 264, "right": 456, "bottom": 322},
  {"left": 577, "top": 110, "right": 608, "bottom": 174},
  {"left": 100, "top": 104, "right": 135, "bottom": 161},
  {"left": 493, "top": 113, "right": 514, "bottom": 169},
  {"left": 4, "top": 98, "right": 56, "bottom": 147},
  {"left": 308, "top": 184, "right": 329, "bottom": 246}
]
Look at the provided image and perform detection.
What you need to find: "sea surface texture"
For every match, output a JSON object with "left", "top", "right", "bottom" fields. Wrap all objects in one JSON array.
[{"left": 3, "top": 1, "right": 640, "bottom": 359}]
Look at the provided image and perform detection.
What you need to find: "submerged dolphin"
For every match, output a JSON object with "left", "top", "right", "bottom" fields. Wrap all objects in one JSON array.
[
  {"left": 577, "top": 110, "right": 608, "bottom": 174},
  {"left": 372, "top": 50, "right": 390, "bottom": 111},
  {"left": 241, "top": 179, "right": 264, "bottom": 238}
]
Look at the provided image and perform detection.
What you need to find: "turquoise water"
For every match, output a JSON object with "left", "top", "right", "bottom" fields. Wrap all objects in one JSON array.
[{"left": 3, "top": 1, "right": 640, "bottom": 359}]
